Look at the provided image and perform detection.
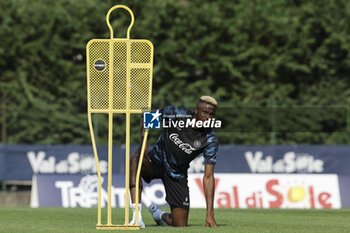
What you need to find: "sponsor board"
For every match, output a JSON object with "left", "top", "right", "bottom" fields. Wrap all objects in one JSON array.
[
  {"left": 244, "top": 151, "right": 324, "bottom": 173},
  {"left": 0, "top": 145, "right": 129, "bottom": 180},
  {"left": 215, "top": 145, "right": 350, "bottom": 175},
  {"left": 189, "top": 174, "right": 341, "bottom": 209},
  {"left": 27, "top": 151, "right": 108, "bottom": 174},
  {"left": 31, "top": 174, "right": 166, "bottom": 208},
  {"left": 32, "top": 174, "right": 341, "bottom": 209},
  {"left": 2, "top": 145, "right": 350, "bottom": 180}
]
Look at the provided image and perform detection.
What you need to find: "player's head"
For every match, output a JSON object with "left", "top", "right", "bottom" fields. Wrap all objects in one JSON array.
[{"left": 194, "top": 96, "right": 217, "bottom": 121}]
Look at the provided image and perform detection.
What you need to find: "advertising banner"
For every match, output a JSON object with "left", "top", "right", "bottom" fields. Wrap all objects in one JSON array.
[
  {"left": 189, "top": 174, "right": 341, "bottom": 209},
  {"left": 2, "top": 145, "right": 350, "bottom": 181},
  {"left": 0, "top": 145, "right": 136, "bottom": 180},
  {"left": 215, "top": 145, "right": 350, "bottom": 175},
  {"left": 31, "top": 174, "right": 342, "bottom": 209},
  {"left": 31, "top": 174, "right": 166, "bottom": 208}
]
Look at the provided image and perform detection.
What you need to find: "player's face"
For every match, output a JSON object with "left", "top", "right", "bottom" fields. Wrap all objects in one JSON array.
[{"left": 195, "top": 102, "right": 216, "bottom": 121}]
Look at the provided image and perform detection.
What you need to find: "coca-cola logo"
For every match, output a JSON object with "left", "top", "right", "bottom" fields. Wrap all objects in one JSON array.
[{"left": 169, "top": 133, "right": 195, "bottom": 154}]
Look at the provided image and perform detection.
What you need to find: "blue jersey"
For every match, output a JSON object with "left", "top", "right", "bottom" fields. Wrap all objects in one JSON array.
[{"left": 149, "top": 106, "right": 218, "bottom": 180}]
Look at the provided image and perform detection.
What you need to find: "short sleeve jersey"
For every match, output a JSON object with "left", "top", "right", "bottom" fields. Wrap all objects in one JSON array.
[{"left": 149, "top": 106, "right": 219, "bottom": 180}]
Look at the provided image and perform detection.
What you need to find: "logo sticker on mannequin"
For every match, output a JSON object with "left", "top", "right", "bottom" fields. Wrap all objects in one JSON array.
[{"left": 94, "top": 60, "right": 106, "bottom": 71}]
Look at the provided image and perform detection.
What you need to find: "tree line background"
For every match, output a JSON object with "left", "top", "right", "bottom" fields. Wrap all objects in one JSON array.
[{"left": 1, "top": 0, "right": 350, "bottom": 145}]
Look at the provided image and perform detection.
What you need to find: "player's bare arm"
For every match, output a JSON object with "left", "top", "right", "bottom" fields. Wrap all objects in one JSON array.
[{"left": 203, "top": 164, "right": 218, "bottom": 227}]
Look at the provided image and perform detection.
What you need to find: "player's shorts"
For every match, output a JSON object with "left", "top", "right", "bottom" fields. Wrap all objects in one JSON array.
[{"left": 142, "top": 155, "right": 190, "bottom": 210}]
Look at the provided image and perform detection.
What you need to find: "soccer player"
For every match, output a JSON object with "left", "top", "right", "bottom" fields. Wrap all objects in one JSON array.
[{"left": 129, "top": 96, "right": 219, "bottom": 227}]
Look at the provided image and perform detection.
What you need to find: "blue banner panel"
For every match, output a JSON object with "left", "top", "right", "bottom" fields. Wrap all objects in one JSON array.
[
  {"left": 0, "top": 145, "right": 139, "bottom": 180},
  {"left": 215, "top": 145, "right": 350, "bottom": 174},
  {"left": 1, "top": 145, "right": 350, "bottom": 181}
]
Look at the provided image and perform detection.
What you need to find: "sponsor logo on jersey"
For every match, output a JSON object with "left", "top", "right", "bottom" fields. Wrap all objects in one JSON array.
[
  {"left": 169, "top": 133, "right": 195, "bottom": 154},
  {"left": 183, "top": 197, "right": 189, "bottom": 206}
]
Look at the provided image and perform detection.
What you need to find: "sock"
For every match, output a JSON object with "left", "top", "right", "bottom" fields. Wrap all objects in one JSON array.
[
  {"left": 161, "top": 212, "right": 171, "bottom": 222},
  {"left": 131, "top": 203, "right": 143, "bottom": 222},
  {"left": 161, "top": 212, "right": 166, "bottom": 221}
]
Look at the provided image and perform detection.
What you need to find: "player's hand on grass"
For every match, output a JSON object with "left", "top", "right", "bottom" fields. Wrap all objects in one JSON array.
[{"left": 205, "top": 214, "right": 218, "bottom": 227}]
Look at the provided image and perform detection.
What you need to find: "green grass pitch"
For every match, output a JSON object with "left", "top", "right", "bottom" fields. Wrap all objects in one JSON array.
[{"left": 0, "top": 207, "right": 349, "bottom": 233}]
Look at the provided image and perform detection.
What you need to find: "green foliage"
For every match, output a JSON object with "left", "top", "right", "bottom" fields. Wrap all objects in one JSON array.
[{"left": 0, "top": 0, "right": 350, "bottom": 145}]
